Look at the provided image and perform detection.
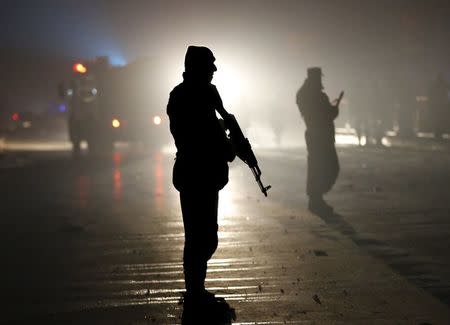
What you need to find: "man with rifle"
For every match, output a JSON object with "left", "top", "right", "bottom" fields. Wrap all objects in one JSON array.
[
  {"left": 167, "top": 46, "right": 269, "bottom": 315},
  {"left": 296, "top": 67, "right": 343, "bottom": 214}
]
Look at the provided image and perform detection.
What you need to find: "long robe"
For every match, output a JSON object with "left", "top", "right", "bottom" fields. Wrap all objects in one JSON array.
[{"left": 296, "top": 82, "right": 340, "bottom": 197}]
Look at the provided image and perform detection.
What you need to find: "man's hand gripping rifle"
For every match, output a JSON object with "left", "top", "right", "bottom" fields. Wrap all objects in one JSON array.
[{"left": 224, "top": 114, "right": 271, "bottom": 197}]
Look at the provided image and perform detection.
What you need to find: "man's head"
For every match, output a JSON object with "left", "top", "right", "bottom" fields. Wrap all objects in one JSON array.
[
  {"left": 307, "top": 67, "right": 323, "bottom": 89},
  {"left": 184, "top": 46, "right": 217, "bottom": 82}
]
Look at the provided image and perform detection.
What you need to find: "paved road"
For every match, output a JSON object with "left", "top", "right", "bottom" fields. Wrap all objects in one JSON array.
[
  {"left": 1, "top": 143, "right": 449, "bottom": 324},
  {"left": 264, "top": 145, "right": 450, "bottom": 305}
]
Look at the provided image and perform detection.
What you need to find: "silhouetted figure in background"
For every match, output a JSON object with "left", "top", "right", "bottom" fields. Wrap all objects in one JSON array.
[
  {"left": 349, "top": 79, "right": 367, "bottom": 146},
  {"left": 428, "top": 73, "right": 450, "bottom": 139},
  {"left": 167, "top": 46, "right": 236, "bottom": 323},
  {"left": 366, "top": 79, "right": 389, "bottom": 145},
  {"left": 396, "top": 84, "right": 416, "bottom": 138},
  {"left": 296, "top": 67, "right": 340, "bottom": 214}
]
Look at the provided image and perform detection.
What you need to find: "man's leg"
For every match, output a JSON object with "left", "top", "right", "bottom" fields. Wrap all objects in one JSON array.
[
  {"left": 306, "top": 139, "right": 323, "bottom": 203},
  {"left": 180, "top": 190, "right": 219, "bottom": 296},
  {"left": 323, "top": 145, "right": 340, "bottom": 194},
  {"left": 306, "top": 141, "right": 335, "bottom": 215}
]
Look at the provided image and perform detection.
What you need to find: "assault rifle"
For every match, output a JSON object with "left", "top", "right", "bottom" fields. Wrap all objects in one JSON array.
[
  {"left": 224, "top": 114, "right": 271, "bottom": 197},
  {"left": 334, "top": 91, "right": 344, "bottom": 108}
]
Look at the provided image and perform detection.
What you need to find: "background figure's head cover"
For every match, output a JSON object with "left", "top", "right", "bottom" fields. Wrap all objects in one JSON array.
[
  {"left": 307, "top": 67, "right": 323, "bottom": 80},
  {"left": 305, "top": 67, "right": 324, "bottom": 90},
  {"left": 184, "top": 46, "right": 217, "bottom": 73}
]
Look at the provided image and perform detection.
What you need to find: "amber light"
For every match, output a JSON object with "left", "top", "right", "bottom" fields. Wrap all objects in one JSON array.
[
  {"left": 73, "top": 63, "right": 87, "bottom": 74},
  {"left": 112, "top": 119, "right": 121, "bottom": 128}
]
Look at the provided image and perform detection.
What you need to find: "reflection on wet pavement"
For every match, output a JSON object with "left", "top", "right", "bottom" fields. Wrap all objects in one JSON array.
[
  {"left": 3, "top": 146, "right": 450, "bottom": 324},
  {"left": 153, "top": 151, "right": 166, "bottom": 214},
  {"left": 111, "top": 151, "right": 123, "bottom": 202},
  {"left": 76, "top": 175, "right": 91, "bottom": 209}
]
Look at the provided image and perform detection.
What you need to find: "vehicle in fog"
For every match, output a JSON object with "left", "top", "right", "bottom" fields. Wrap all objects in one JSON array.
[
  {"left": 58, "top": 56, "right": 166, "bottom": 154},
  {"left": 0, "top": 111, "right": 32, "bottom": 134}
]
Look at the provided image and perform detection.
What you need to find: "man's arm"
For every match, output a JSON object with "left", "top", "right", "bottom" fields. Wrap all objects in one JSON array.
[
  {"left": 296, "top": 89, "right": 305, "bottom": 117},
  {"left": 330, "top": 100, "right": 339, "bottom": 120},
  {"left": 326, "top": 91, "right": 344, "bottom": 120},
  {"left": 167, "top": 89, "right": 192, "bottom": 151}
]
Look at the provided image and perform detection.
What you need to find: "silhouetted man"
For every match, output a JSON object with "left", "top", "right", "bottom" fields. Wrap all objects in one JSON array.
[
  {"left": 167, "top": 46, "right": 235, "bottom": 307},
  {"left": 296, "top": 67, "right": 340, "bottom": 214}
]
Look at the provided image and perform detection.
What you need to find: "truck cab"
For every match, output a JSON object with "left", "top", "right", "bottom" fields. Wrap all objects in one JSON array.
[{"left": 59, "top": 57, "right": 166, "bottom": 154}]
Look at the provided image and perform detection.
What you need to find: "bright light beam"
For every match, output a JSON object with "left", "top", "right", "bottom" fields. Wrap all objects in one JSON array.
[{"left": 214, "top": 63, "right": 243, "bottom": 108}]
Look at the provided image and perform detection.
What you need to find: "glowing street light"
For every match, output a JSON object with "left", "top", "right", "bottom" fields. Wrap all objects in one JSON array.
[
  {"left": 153, "top": 115, "right": 162, "bottom": 125},
  {"left": 73, "top": 63, "right": 87, "bottom": 74},
  {"left": 112, "top": 119, "right": 121, "bottom": 128}
]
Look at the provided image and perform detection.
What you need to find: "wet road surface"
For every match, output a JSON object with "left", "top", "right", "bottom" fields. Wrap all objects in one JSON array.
[{"left": 1, "top": 142, "right": 450, "bottom": 323}]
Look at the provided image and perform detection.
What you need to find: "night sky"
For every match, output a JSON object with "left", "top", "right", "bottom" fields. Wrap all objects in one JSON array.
[
  {"left": 2, "top": 0, "right": 450, "bottom": 65},
  {"left": 2, "top": 0, "right": 450, "bottom": 113}
]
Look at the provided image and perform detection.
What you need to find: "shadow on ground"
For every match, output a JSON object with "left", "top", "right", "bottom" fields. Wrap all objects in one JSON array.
[{"left": 313, "top": 204, "right": 450, "bottom": 305}]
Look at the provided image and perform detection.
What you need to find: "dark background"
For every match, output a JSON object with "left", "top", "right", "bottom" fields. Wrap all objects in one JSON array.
[{"left": 2, "top": 0, "right": 450, "bottom": 124}]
